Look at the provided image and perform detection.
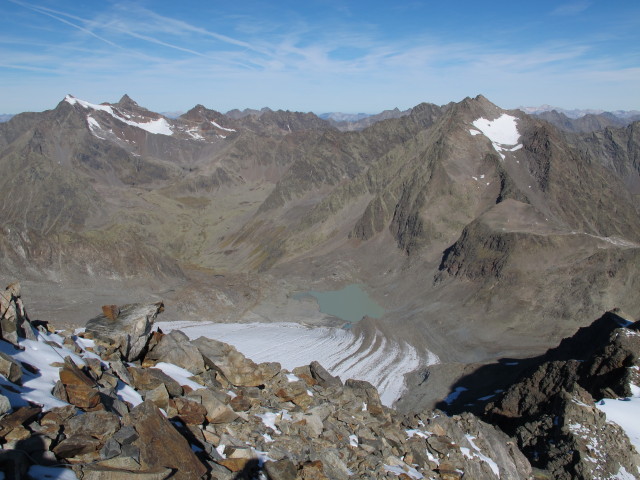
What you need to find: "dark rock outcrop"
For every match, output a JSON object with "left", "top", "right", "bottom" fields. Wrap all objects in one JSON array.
[{"left": 484, "top": 311, "right": 640, "bottom": 478}]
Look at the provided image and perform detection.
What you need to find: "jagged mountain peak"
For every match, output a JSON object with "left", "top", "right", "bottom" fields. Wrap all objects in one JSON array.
[
  {"left": 116, "top": 93, "right": 140, "bottom": 109},
  {"left": 180, "top": 104, "right": 224, "bottom": 122},
  {"left": 451, "top": 94, "right": 506, "bottom": 121}
]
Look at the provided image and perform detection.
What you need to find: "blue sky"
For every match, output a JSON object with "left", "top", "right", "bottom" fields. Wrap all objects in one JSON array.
[{"left": 1, "top": 0, "right": 639, "bottom": 114}]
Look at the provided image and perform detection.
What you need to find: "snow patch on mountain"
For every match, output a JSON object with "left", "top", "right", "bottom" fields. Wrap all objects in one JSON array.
[
  {"left": 596, "top": 383, "right": 640, "bottom": 451},
  {"left": 471, "top": 114, "right": 522, "bottom": 160},
  {"left": 66, "top": 95, "right": 173, "bottom": 136},
  {"left": 184, "top": 127, "right": 205, "bottom": 141},
  {"left": 129, "top": 117, "right": 173, "bottom": 135},
  {"left": 155, "top": 321, "right": 437, "bottom": 407},
  {"left": 210, "top": 120, "right": 236, "bottom": 132},
  {"left": 65, "top": 95, "right": 114, "bottom": 114}
]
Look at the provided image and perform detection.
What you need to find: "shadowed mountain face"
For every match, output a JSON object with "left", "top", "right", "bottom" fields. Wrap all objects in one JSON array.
[{"left": 1, "top": 93, "right": 639, "bottom": 374}]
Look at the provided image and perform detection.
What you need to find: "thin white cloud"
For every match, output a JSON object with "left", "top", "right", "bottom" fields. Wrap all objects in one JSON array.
[
  {"left": 135, "top": 8, "right": 261, "bottom": 52},
  {"left": 0, "top": 62, "right": 57, "bottom": 73},
  {"left": 551, "top": 1, "right": 591, "bottom": 16},
  {"left": 8, "top": 0, "right": 119, "bottom": 48},
  {"left": 1, "top": 0, "right": 637, "bottom": 113}
]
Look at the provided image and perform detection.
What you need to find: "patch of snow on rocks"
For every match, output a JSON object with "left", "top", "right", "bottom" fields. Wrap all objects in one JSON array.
[
  {"left": 28, "top": 465, "right": 79, "bottom": 480},
  {"left": 383, "top": 463, "right": 424, "bottom": 479},
  {"left": 596, "top": 384, "right": 640, "bottom": 451},
  {"left": 86, "top": 116, "right": 100, "bottom": 131},
  {"left": 154, "top": 362, "right": 204, "bottom": 391},
  {"left": 65, "top": 95, "right": 114, "bottom": 114},
  {"left": 0, "top": 333, "right": 85, "bottom": 411},
  {"left": 614, "top": 466, "right": 638, "bottom": 480},
  {"left": 285, "top": 373, "right": 300, "bottom": 383},
  {"left": 115, "top": 380, "right": 143, "bottom": 407},
  {"left": 256, "top": 410, "right": 292, "bottom": 434},
  {"left": 185, "top": 128, "right": 205, "bottom": 140},
  {"left": 406, "top": 429, "right": 429, "bottom": 439},
  {"left": 463, "top": 434, "right": 500, "bottom": 476}
]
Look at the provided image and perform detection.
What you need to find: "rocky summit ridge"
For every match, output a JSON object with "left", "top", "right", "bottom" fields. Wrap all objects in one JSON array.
[
  {"left": 1, "top": 282, "right": 640, "bottom": 479},
  {"left": 0, "top": 283, "right": 533, "bottom": 479}
]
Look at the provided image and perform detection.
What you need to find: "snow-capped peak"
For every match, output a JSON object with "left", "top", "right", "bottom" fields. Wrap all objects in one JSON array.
[
  {"left": 65, "top": 95, "right": 173, "bottom": 136},
  {"left": 65, "top": 95, "right": 114, "bottom": 114}
]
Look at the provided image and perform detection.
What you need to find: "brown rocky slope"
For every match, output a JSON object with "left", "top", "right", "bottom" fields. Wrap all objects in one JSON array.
[{"left": 0, "top": 283, "right": 536, "bottom": 479}]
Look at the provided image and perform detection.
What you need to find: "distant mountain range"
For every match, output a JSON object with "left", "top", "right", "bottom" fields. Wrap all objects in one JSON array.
[
  {"left": 1, "top": 92, "right": 638, "bottom": 361},
  {"left": 4, "top": 103, "right": 639, "bottom": 129},
  {"left": 520, "top": 104, "right": 640, "bottom": 119}
]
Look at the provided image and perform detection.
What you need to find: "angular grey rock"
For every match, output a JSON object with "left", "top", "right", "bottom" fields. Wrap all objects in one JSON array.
[
  {"left": 0, "top": 352, "right": 22, "bottom": 385},
  {"left": 127, "top": 366, "right": 183, "bottom": 398},
  {"left": 64, "top": 410, "right": 121, "bottom": 441},
  {"left": 121, "top": 443, "right": 141, "bottom": 464},
  {"left": 81, "top": 466, "right": 173, "bottom": 480},
  {"left": 100, "top": 438, "right": 122, "bottom": 460},
  {"left": 264, "top": 459, "right": 297, "bottom": 480},
  {"left": 107, "top": 357, "right": 135, "bottom": 386},
  {"left": 309, "top": 449, "right": 351, "bottom": 480},
  {"left": 194, "top": 336, "right": 280, "bottom": 387},
  {"left": 187, "top": 388, "right": 237, "bottom": 424},
  {"left": 123, "top": 400, "right": 207, "bottom": 479},
  {"left": 51, "top": 379, "right": 68, "bottom": 403},
  {"left": 113, "top": 425, "right": 139, "bottom": 445},
  {"left": 0, "top": 394, "right": 10, "bottom": 416},
  {"left": 309, "top": 360, "right": 342, "bottom": 388},
  {"left": 0, "top": 282, "right": 35, "bottom": 344},
  {"left": 143, "top": 383, "right": 169, "bottom": 410},
  {"left": 145, "top": 330, "right": 206, "bottom": 375},
  {"left": 345, "top": 378, "right": 385, "bottom": 416},
  {"left": 85, "top": 302, "right": 164, "bottom": 361}
]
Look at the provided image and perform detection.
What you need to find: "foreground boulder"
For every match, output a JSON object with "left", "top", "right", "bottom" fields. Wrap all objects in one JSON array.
[
  {"left": 194, "top": 336, "right": 280, "bottom": 387},
  {"left": 85, "top": 302, "right": 164, "bottom": 361},
  {"left": 0, "top": 282, "right": 36, "bottom": 345},
  {"left": 122, "top": 400, "right": 208, "bottom": 479},
  {"left": 144, "top": 329, "right": 206, "bottom": 375}
]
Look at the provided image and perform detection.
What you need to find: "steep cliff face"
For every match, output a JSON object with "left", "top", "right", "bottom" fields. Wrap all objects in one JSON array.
[{"left": 579, "top": 121, "right": 640, "bottom": 195}]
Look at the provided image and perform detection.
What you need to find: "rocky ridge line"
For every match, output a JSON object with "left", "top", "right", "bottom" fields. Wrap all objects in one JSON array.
[{"left": 0, "top": 282, "right": 532, "bottom": 479}]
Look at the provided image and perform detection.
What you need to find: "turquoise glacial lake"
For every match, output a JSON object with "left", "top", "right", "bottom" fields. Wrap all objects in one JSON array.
[{"left": 293, "top": 284, "right": 385, "bottom": 323}]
